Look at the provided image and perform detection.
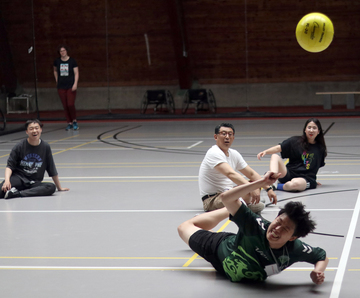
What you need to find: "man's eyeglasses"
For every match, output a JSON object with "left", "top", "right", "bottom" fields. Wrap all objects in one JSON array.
[{"left": 218, "top": 131, "right": 234, "bottom": 137}]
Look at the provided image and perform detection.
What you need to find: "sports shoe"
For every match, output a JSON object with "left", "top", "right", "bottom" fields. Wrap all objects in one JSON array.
[
  {"left": 73, "top": 121, "right": 79, "bottom": 130},
  {"left": 65, "top": 124, "right": 73, "bottom": 131},
  {"left": 248, "top": 202, "right": 265, "bottom": 215},
  {"left": 272, "top": 180, "right": 278, "bottom": 190},
  {"left": 4, "top": 187, "right": 20, "bottom": 199}
]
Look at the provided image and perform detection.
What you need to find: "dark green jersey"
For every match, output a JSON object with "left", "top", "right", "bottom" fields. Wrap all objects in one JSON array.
[{"left": 217, "top": 204, "right": 326, "bottom": 282}]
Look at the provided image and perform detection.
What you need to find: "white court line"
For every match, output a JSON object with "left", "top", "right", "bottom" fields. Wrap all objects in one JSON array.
[
  {"left": 318, "top": 174, "right": 360, "bottom": 177},
  {"left": 0, "top": 174, "right": 360, "bottom": 181},
  {"left": 0, "top": 209, "right": 352, "bottom": 213},
  {"left": 41, "top": 176, "right": 199, "bottom": 179},
  {"left": 187, "top": 141, "right": 203, "bottom": 149},
  {"left": 0, "top": 266, "right": 212, "bottom": 271},
  {"left": 0, "top": 209, "right": 203, "bottom": 213},
  {"left": 0, "top": 266, "right": 338, "bottom": 271},
  {"left": 32, "top": 174, "right": 360, "bottom": 180},
  {"left": 330, "top": 190, "right": 360, "bottom": 298}
]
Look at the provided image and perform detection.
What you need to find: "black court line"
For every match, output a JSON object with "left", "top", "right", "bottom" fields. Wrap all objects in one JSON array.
[
  {"left": 311, "top": 232, "right": 344, "bottom": 238},
  {"left": 96, "top": 125, "right": 130, "bottom": 140},
  {"left": 326, "top": 152, "right": 360, "bottom": 158},
  {"left": 323, "top": 122, "right": 335, "bottom": 135},
  {"left": 321, "top": 121, "right": 360, "bottom": 158},
  {"left": 265, "top": 188, "right": 358, "bottom": 207},
  {"left": 113, "top": 134, "right": 204, "bottom": 156},
  {"left": 266, "top": 188, "right": 359, "bottom": 239},
  {"left": 0, "top": 127, "right": 65, "bottom": 145},
  {"left": 97, "top": 125, "right": 206, "bottom": 156}
]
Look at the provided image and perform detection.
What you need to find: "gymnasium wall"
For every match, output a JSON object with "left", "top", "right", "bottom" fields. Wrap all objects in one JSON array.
[{"left": 1, "top": 0, "right": 359, "bottom": 111}]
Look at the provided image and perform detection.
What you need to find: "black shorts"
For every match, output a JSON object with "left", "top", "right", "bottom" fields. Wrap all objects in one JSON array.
[
  {"left": 189, "top": 230, "right": 234, "bottom": 275},
  {"left": 278, "top": 170, "right": 316, "bottom": 189}
]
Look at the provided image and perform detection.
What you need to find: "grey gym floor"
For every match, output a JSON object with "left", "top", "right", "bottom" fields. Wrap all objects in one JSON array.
[{"left": 0, "top": 117, "right": 359, "bottom": 298}]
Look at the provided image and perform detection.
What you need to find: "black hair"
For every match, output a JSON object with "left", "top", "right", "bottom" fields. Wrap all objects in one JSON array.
[
  {"left": 215, "top": 123, "right": 235, "bottom": 135},
  {"left": 57, "top": 44, "right": 70, "bottom": 54},
  {"left": 277, "top": 201, "right": 316, "bottom": 238},
  {"left": 25, "top": 119, "right": 43, "bottom": 130},
  {"left": 299, "top": 118, "right": 327, "bottom": 157}
]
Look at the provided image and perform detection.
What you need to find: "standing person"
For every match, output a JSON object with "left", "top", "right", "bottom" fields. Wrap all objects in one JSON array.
[
  {"left": 53, "top": 45, "right": 79, "bottom": 131},
  {"left": 257, "top": 118, "right": 327, "bottom": 192},
  {"left": 178, "top": 172, "right": 329, "bottom": 284},
  {"left": 0, "top": 119, "right": 69, "bottom": 199},
  {"left": 199, "top": 123, "right": 277, "bottom": 213}
]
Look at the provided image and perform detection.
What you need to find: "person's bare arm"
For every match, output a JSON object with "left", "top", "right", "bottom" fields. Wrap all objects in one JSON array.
[
  {"left": 51, "top": 175, "right": 69, "bottom": 191},
  {"left": 72, "top": 67, "right": 79, "bottom": 91},
  {"left": 257, "top": 144, "right": 282, "bottom": 160},
  {"left": 240, "top": 166, "right": 277, "bottom": 205},
  {"left": 1, "top": 167, "right": 13, "bottom": 192},
  {"left": 215, "top": 162, "right": 250, "bottom": 185},
  {"left": 53, "top": 66, "right": 58, "bottom": 83},
  {"left": 220, "top": 172, "right": 280, "bottom": 216},
  {"left": 310, "top": 257, "right": 329, "bottom": 285}
]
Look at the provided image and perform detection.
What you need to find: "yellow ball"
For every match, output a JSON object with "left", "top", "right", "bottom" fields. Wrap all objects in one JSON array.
[{"left": 296, "top": 12, "right": 334, "bottom": 53}]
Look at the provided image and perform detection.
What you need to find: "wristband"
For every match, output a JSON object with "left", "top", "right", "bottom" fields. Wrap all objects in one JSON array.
[{"left": 266, "top": 186, "right": 273, "bottom": 192}]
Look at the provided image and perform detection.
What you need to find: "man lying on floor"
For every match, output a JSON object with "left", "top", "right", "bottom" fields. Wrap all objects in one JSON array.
[{"left": 178, "top": 172, "right": 328, "bottom": 284}]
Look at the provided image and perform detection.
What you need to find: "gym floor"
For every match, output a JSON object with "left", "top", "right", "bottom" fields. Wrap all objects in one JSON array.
[{"left": 0, "top": 117, "right": 359, "bottom": 298}]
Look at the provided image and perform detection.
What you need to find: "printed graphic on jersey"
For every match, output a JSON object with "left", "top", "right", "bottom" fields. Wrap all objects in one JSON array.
[
  {"left": 60, "top": 63, "right": 69, "bottom": 76},
  {"left": 222, "top": 246, "right": 265, "bottom": 282},
  {"left": 20, "top": 153, "right": 43, "bottom": 174},
  {"left": 302, "top": 151, "right": 314, "bottom": 170},
  {"left": 278, "top": 254, "right": 290, "bottom": 271}
]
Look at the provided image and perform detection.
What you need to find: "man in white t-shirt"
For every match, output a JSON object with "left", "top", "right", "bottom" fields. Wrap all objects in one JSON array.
[{"left": 199, "top": 123, "right": 277, "bottom": 212}]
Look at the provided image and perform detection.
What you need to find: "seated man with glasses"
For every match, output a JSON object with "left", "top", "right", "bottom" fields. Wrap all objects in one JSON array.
[
  {"left": 199, "top": 123, "right": 276, "bottom": 213},
  {"left": 0, "top": 119, "right": 69, "bottom": 199}
]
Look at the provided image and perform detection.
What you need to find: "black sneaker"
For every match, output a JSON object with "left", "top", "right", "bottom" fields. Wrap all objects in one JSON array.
[{"left": 4, "top": 187, "right": 20, "bottom": 199}]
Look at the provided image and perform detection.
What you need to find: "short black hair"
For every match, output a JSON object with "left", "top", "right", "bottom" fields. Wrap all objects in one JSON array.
[
  {"left": 215, "top": 123, "right": 235, "bottom": 135},
  {"left": 278, "top": 201, "right": 316, "bottom": 238},
  {"left": 25, "top": 119, "right": 43, "bottom": 130}
]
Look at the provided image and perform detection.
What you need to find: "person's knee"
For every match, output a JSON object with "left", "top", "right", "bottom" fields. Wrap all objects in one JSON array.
[
  {"left": 177, "top": 223, "right": 185, "bottom": 237},
  {"left": 270, "top": 154, "right": 281, "bottom": 162},
  {"left": 204, "top": 196, "right": 224, "bottom": 212},
  {"left": 285, "top": 179, "right": 306, "bottom": 191},
  {"left": 177, "top": 222, "right": 190, "bottom": 243},
  {"left": 44, "top": 183, "right": 56, "bottom": 195}
]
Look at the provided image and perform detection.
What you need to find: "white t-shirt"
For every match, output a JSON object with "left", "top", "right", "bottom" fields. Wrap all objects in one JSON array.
[{"left": 198, "top": 145, "right": 248, "bottom": 197}]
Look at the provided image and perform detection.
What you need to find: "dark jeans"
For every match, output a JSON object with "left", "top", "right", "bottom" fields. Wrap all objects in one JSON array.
[{"left": 0, "top": 175, "right": 56, "bottom": 199}]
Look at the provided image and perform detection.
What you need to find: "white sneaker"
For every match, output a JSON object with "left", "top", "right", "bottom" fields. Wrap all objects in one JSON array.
[
  {"left": 5, "top": 187, "right": 20, "bottom": 199},
  {"left": 273, "top": 180, "right": 278, "bottom": 190}
]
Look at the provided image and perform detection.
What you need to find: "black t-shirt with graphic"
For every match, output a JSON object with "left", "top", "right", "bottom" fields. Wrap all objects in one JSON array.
[
  {"left": 216, "top": 204, "right": 326, "bottom": 282},
  {"left": 54, "top": 57, "right": 78, "bottom": 89},
  {"left": 280, "top": 136, "right": 326, "bottom": 186},
  {"left": 7, "top": 139, "right": 58, "bottom": 183}
]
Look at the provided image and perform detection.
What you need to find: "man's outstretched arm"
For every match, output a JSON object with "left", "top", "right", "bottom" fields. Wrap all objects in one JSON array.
[
  {"left": 219, "top": 172, "right": 280, "bottom": 216},
  {"left": 310, "top": 257, "right": 329, "bottom": 285}
]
